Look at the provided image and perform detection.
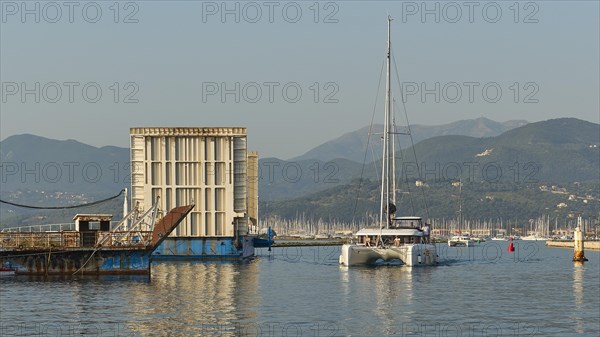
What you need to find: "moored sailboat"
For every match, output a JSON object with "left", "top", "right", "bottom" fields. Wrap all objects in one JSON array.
[{"left": 447, "top": 181, "right": 475, "bottom": 247}]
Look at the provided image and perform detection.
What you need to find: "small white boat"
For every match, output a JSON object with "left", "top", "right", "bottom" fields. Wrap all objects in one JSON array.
[
  {"left": 521, "top": 235, "right": 548, "bottom": 241},
  {"left": 448, "top": 235, "right": 475, "bottom": 247},
  {"left": 491, "top": 237, "right": 508, "bottom": 241},
  {"left": 0, "top": 267, "right": 16, "bottom": 276}
]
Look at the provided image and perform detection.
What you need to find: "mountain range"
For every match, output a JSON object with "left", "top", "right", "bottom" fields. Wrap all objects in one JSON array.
[
  {"left": 0, "top": 134, "right": 130, "bottom": 195},
  {"left": 291, "top": 117, "right": 528, "bottom": 162},
  {"left": 398, "top": 118, "right": 599, "bottom": 184},
  {"left": 1, "top": 117, "right": 598, "bottom": 225},
  {"left": 263, "top": 118, "right": 599, "bottom": 222},
  {"left": 262, "top": 118, "right": 599, "bottom": 202}
]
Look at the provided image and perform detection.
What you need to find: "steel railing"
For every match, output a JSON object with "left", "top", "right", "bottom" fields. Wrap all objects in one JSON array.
[{"left": 0, "top": 231, "right": 152, "bottom": 249}]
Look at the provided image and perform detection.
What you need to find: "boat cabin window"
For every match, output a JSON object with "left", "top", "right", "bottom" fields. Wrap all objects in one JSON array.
[{"left": 391, "top": 218, "right": 422, "bottom": 229}]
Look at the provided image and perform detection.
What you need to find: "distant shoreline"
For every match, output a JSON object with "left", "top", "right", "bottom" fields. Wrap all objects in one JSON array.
[
  {"left": 272, "top": 240, "right": 345, "bottom": 247},
  {"left": 546, "top": 240, "right": 600, "bottom": 251},
  {"left": 269, "top": 238, "right": 600, "bottom": 250}
]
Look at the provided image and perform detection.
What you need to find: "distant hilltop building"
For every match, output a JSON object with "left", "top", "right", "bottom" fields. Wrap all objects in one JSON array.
[
  {"left": 476, "top": 148, "right": 493, "bottom": 157},
  {"left": 130, "top": 127, "right": 258, "bottom": 259}
]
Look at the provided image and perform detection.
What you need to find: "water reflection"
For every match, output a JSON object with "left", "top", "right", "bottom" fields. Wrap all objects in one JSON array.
[
  {"left": 373, "top": 267, "right": 413, "bottom": 335},
  {"left": 2, "top": 246, "right": 598, "bottom": 337},
  {"left": 573, "top": 262, "right": 584, "bottom": 334},
  {"left": 127, "top": 261, "right": 260, "bottom": 336},
  {"left": 345, "top": 265, "right": 415, "bottom": 335},
  {"left": 0, "top": 274, "right": 151, "bottom": 336}
]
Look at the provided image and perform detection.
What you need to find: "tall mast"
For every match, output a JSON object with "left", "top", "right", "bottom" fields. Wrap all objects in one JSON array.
[
  {"left": 380, "top": 16, "right": 393, "bottom": 230},
  {"left": 392, "top": 98, "right": 396, "bottom": 207},
  {"left": 459, "top": 181, "right": 463, "bottom": 234},
  {"left": 385, "top": 16, "right": 393, "bottom": 229}
]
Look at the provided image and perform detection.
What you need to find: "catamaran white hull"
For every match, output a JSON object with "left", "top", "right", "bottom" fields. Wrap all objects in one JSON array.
[{"left": 339, "top": 243, "right": 438, "bottom": 267}]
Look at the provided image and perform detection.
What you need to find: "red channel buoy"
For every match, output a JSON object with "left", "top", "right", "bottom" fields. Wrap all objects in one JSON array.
[{"left": 508, "top": 237, "right": 515, "bottom": 253}]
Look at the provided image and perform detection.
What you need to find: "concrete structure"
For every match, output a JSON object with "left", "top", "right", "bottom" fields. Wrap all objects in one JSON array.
[
  {"left": 247, "top": 151, "right": 259, "bottom": 230},
  {"left": 130, "top": 127, "right": 258, "bottom": 259}
]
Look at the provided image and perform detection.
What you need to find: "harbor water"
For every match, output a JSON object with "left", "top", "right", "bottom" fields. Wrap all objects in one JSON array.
[{"left": 1, "top": 241, "right": 598, "bottom": 336}]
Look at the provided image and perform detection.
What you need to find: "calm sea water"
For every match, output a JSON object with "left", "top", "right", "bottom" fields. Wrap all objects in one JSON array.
[{"left": 1, "top": 241, "right": 599, "bottom": 337}]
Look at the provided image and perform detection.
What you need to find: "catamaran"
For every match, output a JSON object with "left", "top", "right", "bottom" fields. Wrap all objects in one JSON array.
[{"left": 339, "top": 17, "right": 438, "bottom": 267}]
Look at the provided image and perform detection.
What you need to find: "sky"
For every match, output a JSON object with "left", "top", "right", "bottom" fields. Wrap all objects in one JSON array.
[{"left": 1, "top": 0, "right": 599, "bottom": 159}]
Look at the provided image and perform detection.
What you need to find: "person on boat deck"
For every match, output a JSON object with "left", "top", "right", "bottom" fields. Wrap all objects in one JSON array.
[
  {"left": 364, "top": 236, "right": 371, "bottom": 246},
  {"left": 394, "top": 236, "right": 401, "bottom": 247},
  {"left": 422, "top": 223, "right": 431, "bottom": 243}
]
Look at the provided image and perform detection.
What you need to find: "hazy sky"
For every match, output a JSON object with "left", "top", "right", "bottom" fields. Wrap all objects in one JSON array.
[{"left": 1, "top": 1, "right": 598, "bottom": 159}]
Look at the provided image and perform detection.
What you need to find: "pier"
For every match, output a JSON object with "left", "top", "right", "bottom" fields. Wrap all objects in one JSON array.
[{"left": 545, "top": 240, "right": 600, "bottom": 250}]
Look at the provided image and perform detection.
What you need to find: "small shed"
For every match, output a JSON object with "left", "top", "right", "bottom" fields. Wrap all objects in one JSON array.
[{"left": 73, "top": 214, "right": 113, "bottom": 247}]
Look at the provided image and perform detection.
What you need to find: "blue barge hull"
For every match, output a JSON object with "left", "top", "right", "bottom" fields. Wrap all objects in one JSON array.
[
  {"left": 0, "top": 205, "right": 194, "bottom": 275},
  {"left": 0, "top": 249, "right": 152, "bottom": 275},
  {"left": 152, "top": 236, "right": 255, "bottom": 260}
]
